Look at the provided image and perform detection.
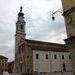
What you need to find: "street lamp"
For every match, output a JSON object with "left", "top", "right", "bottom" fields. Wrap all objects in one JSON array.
[{"left": 52, "top": 10, "right": 63, "bottom": 21}]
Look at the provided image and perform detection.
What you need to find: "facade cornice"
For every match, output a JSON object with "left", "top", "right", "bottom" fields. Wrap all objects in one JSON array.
[
  {"left": 65, "top": 36, "right": 75, "bottom": 48},
  {"left": 63, "top": 6, "right": 75, "bottom": 16},
  {"left": 28, "top": 45, "right": 69, "bottom": 52}
]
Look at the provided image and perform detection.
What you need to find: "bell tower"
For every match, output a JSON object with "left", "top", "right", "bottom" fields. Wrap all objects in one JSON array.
[
  {"left": 14, "top": 6, "right": 33, "bottom": 74},
  {"left": 15, "top": 6, "right": 26, "bottom": 54},
  {"left": 62, "top": 0, "right": 75, "bottom": 74},
  {"left": 13, "top": 6, "right": 26, "bottom": 73}
]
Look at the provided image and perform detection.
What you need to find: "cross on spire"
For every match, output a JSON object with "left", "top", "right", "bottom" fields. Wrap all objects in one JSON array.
[{"left": 20, "top": 6, "right": 23, "bottom": 12}]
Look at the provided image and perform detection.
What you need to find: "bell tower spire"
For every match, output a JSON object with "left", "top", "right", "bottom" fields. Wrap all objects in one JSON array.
[
  {"left": 18, "top": 6, "right": 24, "bottom": 17},
  {"left": 16, "top": 6, "right": 26, "bottom": 38}
]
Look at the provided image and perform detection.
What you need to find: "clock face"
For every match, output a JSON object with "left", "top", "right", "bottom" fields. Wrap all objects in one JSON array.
[{"left": 66, "top": 15, "right": 72, "bottom": 24}]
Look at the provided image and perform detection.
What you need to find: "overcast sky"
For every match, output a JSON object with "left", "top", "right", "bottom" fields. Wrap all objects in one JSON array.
[{"left": 0, "top": 0, "right": 67, "bottom": 61}]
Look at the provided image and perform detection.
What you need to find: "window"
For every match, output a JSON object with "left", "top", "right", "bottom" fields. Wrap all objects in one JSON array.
[
  {"left": 27, "top": 69, "right": 30, "bottom": 73},
  {"left": 2, "top": 63, "right": 4, "bottom": 66},
  {"left": 20, "top": 24, "right": 23, "bottom": 30},
  {"left": 5, "top": 63, "right": 7, "bottom": 67},
  {"left": 27, "top": 56, "right": 29, "bottom": 58},
  {"left": 36, "top": 54, "right": 39, "bottom": 59},
  {"left": 54, "top": 55, "right": 57, "bottom": 59},
  {"left": 63, "top": 63, "right": 66, "bottom": 71},
  {"left": 46, "top": 54, "right": 48, "bottom": 59},
  {"left": 69, "top": 55, "right": 71, "bottom": 59},
  {"left": 62, "top": 55, "right": 64, "bottom": 59}
]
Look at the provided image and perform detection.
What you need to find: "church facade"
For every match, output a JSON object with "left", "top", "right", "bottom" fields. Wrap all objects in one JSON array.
[{"left": 13, "top": 7, "right": 72, "bottom": 74}]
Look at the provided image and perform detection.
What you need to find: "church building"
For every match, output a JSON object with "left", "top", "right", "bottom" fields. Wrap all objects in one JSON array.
[{"left": 13, "top": 6, "right": 72, "bottom": 74}]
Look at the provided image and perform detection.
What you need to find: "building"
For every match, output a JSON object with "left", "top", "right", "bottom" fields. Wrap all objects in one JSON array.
[
  {"left": 13, "top": 6, "right": 72, "bottom": 74},
  {"left": 62, "top": 0, "right": 75, "bottom": 75},
  {"left": 0, "top": 55, "right": 8, "bottom": 73},
  {"left": 8, "top": 61, "right": 14, "bottom": 73}
]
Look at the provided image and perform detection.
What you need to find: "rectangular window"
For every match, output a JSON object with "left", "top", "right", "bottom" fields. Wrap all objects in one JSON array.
[
  {"left": 36, "top": 54, "right": 39, "bottom": 59},
  {"left": 62, "top": 55, "right": 64, "bottom": 59},
  {"left": 46, "top": 54, "right": 48, "bottom": 59},
  {"left": 54, "top": 55, "right": 57, "bottom": 59}
]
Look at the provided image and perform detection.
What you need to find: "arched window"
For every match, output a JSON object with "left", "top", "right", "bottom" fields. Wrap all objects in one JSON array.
[{"left": 20, "top": 24, "right": 23, "bottom": 30}]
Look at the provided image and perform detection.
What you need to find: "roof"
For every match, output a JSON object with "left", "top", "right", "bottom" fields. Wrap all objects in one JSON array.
[
  {"left": 26, "top": 39, "right": 66, "bottom": 46},
  {"left": 8, "top": 61, "right": 14, "bottom": 64},
  {"left": 25, "top": 39, "right": 69, "bottom": 52},
  {"left": 0, "top": 55, "right": 8, "bottom": 59}
]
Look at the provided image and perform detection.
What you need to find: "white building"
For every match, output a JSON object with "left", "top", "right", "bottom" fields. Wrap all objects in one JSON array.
[{"left": 33, "top": 50, "right": 72, "bottom": 73}]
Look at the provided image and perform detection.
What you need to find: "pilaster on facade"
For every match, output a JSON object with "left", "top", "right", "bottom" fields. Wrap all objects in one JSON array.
[{"left": 65, "top": 36, "right": 75, "bottom": 75}]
